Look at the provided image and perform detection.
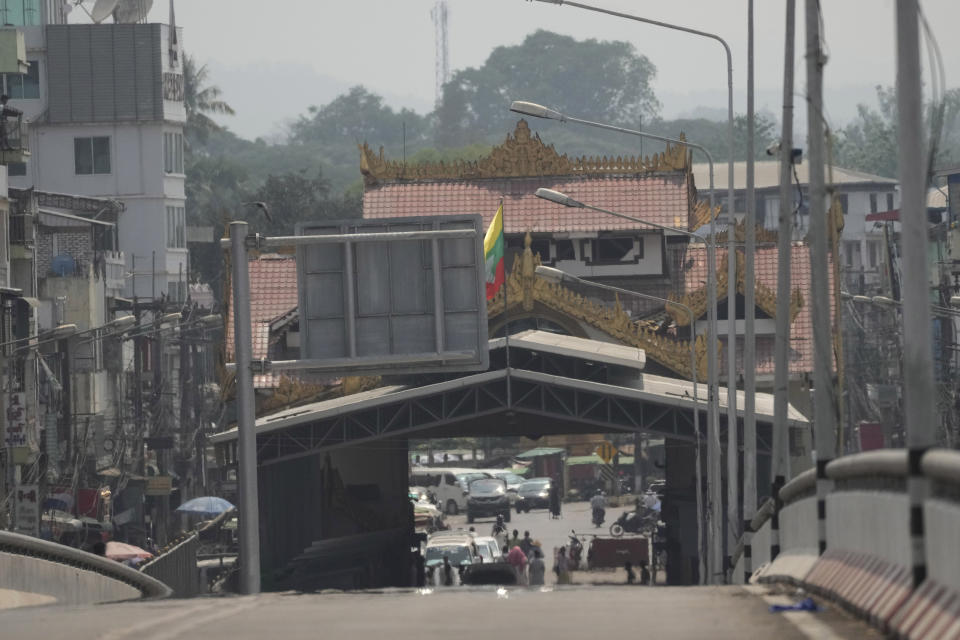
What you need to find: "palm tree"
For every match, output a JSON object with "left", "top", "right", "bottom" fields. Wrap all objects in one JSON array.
[{"left": 183, "top": 54, "right": 235, "bottom": 146}]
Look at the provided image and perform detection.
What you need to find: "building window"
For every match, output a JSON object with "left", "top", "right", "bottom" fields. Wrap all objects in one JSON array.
[
  {"left": 589, "top": 236, "right": 639, "bottom": 265},
  {"left": 867, "top": 240, "right": 880, "bottom": 269},
  {"left": 7, "top": 161, "right": 25, "bottom": 176},
  {"left": 555, "top": 239, "right": 576, "bottom": 261},
  {"left": 843, "top": 241, "right": 860, "bottom": 268},
  {"left": 166, "top": 206, "right": 185, "bottom": 249},
  {"left": 886, "top": 192, "right": 895, "bottom": 211},
  {"left": 0, "top": 0, "right": 40, "bottom": 26},
  {"left": 163, "top": 132, "right": 183, "bottom": 174},
  {"left": 3, "top": 60, "right": 39, "bottom": 99},
  {"left": 74, "top": 136, "right": 111, "bottom": 175},
  {"left": 869, "top": 193, "right": 878, "bottom": 214},
  {"left": 836, "top": 193, "right": 849, "bottom": 214}
]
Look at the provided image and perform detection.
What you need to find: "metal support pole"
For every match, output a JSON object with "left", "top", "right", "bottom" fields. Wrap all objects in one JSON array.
[
  {"left": 725, "top": 112, "right": 739, "bottom": 586},
  {"left": 771, "top": 0, "right": 796, "bottom": 564},
  {"left": 805, "top": 0, "right": 836, "bottom": 556},
  {"left": 742, "top": 0, "right": 758, "bottom": 585},
  {"left": 229, "top": 221, "right": 261, "bottom": 595},
  {"left": 895, "top": 0, "right": 934, "bottom": 588}
]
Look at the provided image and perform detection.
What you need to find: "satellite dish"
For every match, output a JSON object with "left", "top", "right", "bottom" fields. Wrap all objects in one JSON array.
[
  {"left": 113, "top": 0, "right": 153, "bottom": 23},
  {"left": 90, "top": 0, "right": 120, "bottom": 23}
]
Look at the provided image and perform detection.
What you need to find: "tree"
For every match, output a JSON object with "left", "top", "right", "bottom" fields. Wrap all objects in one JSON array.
[
  {"left": 290, "top": 86, "right": 430, "bottom": 156},
  {"left": 834, "top": 86, "right": 899, "bottom": 178},
  {"left": 435, "top": 30, "right": 660, "bottom": 147},
  {"left": 183, "top": 54, "right": 235, "bottom": 147},
  {"left": 243, "top": 169, "right": 361, "bottom": 236}
]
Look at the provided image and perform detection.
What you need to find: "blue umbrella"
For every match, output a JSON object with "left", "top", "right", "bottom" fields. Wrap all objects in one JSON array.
[{"left": 175, "top": 496, "right": 235, "bottom": 516}]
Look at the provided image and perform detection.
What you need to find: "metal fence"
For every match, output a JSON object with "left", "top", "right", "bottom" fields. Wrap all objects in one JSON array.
[{"left": 140, "top": 533, "right": 201, "bottom": 598}]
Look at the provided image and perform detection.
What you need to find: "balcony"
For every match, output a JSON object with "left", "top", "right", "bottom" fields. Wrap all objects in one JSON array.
[
  {"left": 9, "top": 213, "right": 32, "bottom": 245},
  {"left": 0, "top": 113, "right": 29, "bottom": 165}
]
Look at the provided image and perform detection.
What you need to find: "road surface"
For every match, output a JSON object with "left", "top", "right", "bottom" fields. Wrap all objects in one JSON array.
[{"left": 0, "top": 585, "right": 879, "bottom": 639}]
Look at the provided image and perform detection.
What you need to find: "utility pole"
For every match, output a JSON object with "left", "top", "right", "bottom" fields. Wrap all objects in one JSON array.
[
  {"left": 742, "top": 0, "right": 758, "bottom": 584},
  {"left": 806, "top": 0, "right": 836, "bottom": 556},
  {"left": 895, "top": 0, "right": 934, "bottom": 588},
  {"left": 230, "top": 221, "right": 261, "bottom": 595},
  {"left": 771, "top": 0, "right": 796, "bottom": 564}
]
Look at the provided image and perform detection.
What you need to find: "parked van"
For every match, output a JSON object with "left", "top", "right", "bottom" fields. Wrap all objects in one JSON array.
[{"left": 410, "top": 467, "right": 491, "bottom": 515}]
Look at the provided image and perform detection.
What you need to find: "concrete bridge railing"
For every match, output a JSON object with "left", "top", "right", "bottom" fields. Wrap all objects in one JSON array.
[
  {"left": 747, "top": 448, "right": 960, "bottom": 639},
  {"left": 0, "top": 530, "right": 172, "bottom": 609}
]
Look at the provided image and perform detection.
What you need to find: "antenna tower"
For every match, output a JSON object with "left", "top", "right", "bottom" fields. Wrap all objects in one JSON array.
[{"left": 431, "top": 0, "right": 450, "bottom": 108}]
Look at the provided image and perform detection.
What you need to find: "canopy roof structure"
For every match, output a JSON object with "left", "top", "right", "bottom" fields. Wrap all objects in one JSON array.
[{"left": 212, "top": 331, "right": 807, "bottom": 468}]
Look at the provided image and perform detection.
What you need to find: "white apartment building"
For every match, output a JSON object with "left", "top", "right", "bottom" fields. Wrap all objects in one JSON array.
[
  {"left": 5, "top": 1, "right": 186, "bottom": 301},
  {"left": 694, "top": 160, "right": 901, "bottom": 293}
]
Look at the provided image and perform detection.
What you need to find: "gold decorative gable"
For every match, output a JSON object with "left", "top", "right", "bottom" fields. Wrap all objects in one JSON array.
[
  {"left": 488, "top": 235, "right": 708, "bottom": 380},
  {"left": 689, "top": 199, "right": 721, "bottom": 232},
  {"left": 667, "top": 251, "right": 804, "bottom": 326},
  {"left": 359, "top": 120, "right": 692, "bottom": 185}
]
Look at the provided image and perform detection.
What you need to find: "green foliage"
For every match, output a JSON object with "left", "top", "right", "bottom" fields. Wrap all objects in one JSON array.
[
  {"left": 435, "top": 30, "right": 659, "bottom": 148},
  {"left": 243, "top": 170, "right": 361, "bottom": 237},
  {"left": 834, "top": 86, "right": 899, "bottom": 178},
  {"left": 183, "top": 54, "right": 235, "bottom": 148},
  {"left": 290, "top": 86, "right": 431, "bottom": 154},
  {"left": 833, "top": 85, "right": 960, "bottom": 179}
]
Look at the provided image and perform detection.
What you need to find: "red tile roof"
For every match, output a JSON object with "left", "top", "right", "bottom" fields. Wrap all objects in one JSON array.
[
  {"left": 680, "top": 243, "right": 831, "bottom": 374},
  {"left": 362, "top": 175, "right": 693, "bottom": 234},
  {"left": 225, "top": 254, "right": 298, "bottom": 362}
]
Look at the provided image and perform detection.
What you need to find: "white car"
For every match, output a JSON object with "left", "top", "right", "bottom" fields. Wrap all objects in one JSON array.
[{"left": 472, "top": 536, "right": 502, "bottom": 563}]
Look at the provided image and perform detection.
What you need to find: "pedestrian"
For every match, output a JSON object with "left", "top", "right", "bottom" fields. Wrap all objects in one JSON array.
[
  {"left": 555, "top": 546, "right": 571, "bottom": 584},
  {"left": 519, "top": 530, "right": 533, "bottom": 555},
  {"left": 509, "top": 529, "right": 520, "bottom": 549},
  {"left": 507, "top": 545, "right": 528, "bottom": 585},
  {"left": 640, "top": 560, "right": 651, "bottom": 586},
  {"left": 528, "top": 548, "right": 546, "bottom": 586},
  {"left": 442, "top": 554, "right": 455, "bottom": 586},
  {"left": 549, "top": 482, "right": 561, "bottom": 519},
  {"left": 625, "top": 561, "right": 636, "bottom": 585}
]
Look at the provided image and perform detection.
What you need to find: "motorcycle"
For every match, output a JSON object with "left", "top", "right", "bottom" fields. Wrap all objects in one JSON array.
[
  {"left": 591, "top": 507, "right": 605, "bottom": 528},
  {"left": 609, "top": 508, "right": 658, "bottom": 537}
]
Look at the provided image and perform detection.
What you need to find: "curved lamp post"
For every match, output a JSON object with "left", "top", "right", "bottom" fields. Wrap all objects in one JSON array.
[{"left": 533, "top": 186, "right": 724, "bottom": 582}]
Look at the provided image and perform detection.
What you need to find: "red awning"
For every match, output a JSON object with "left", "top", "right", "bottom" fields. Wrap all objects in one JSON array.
[{"left": 866, "top": 209, "right": 900, "bottom": 222}]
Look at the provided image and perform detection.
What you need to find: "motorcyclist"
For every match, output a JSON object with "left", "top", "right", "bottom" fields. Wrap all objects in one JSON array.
[
  {"left": 590, "top": 490, "right": 606, "bottom": 526},
  {"left": 642, "top": 489, "right": 659, "bottom": 510},
  {"left": 492, "top": 514, "right": 507, "bottom": 542}
]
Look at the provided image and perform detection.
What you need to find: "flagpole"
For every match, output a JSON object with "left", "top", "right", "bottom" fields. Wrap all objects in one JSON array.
[{"left": 501, "top": 198, "right": 511, "bottom": 410}]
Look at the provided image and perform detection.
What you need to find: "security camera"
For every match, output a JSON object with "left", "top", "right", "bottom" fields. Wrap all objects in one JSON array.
[{"left": 766, "top": 140, "right": 782, "bottom": 156}]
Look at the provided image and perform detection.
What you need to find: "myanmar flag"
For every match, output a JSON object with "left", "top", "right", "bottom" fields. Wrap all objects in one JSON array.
[{"left": 484, "top": 204, "right": 505, "bottom": 300}]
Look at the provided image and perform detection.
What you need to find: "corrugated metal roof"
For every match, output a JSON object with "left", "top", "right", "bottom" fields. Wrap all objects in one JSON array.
[
  {"left": 211, "top": 368, "right": 809, "bottom": 444},
  {"left": 692, "top": 160, "right": 898, "bottom": 192},
  {"left": 489, "top": 330, "right": 645, "bottom": 371}
]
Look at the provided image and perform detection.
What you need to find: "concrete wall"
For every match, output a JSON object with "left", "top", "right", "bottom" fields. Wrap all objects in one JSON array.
[
  {"left": 924, "top": 498, "right": 960, "bottom": 592},
  {"left": 0, "top": 550, "right": 141, "bottom": 607},
  {"left": 825, "top": 491, "right": 911, "bottom": 568},
  {"left": 779, "top": 496, "right": 818, "bottom": 553}
]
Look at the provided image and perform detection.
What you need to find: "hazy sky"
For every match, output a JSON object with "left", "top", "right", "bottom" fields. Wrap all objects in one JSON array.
[{"left": 118, "top": 0, "right": 960, "bottom": 140}]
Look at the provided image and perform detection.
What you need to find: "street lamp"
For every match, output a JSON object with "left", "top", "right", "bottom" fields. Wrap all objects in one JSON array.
[
  {"left": 533, "top": 186, "right": 724, "bottom": 583},
  {"left": 535, "top": 264, "right": 707, "bottom": 581}
]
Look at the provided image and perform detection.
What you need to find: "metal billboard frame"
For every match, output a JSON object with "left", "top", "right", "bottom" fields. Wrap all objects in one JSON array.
[{"left": 293, "top": 215, "right": 489, "bottom": 377}]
